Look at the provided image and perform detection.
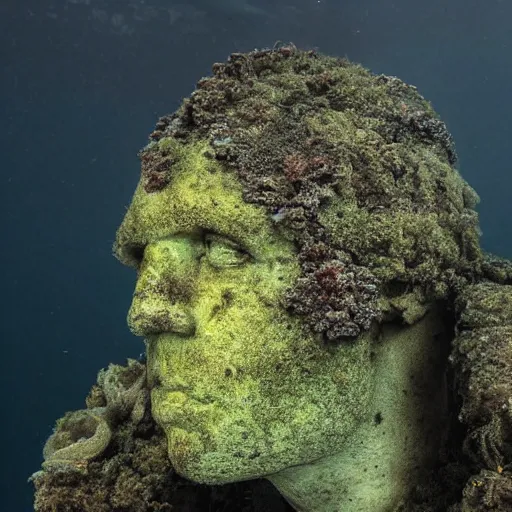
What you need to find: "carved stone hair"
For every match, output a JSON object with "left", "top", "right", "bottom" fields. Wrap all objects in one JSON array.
[{"left": 138, "top": 45, "right": 483, "bottom": 342}]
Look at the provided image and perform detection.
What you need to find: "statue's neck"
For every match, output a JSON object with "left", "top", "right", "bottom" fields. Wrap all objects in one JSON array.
[{"left": 267, "top": 310, "right": 450, "bottom": 512}]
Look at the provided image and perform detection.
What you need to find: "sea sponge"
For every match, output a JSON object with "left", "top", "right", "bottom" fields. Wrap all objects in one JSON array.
[
  {"left": 42, "top": 408, "right": 111, "bottom": 471},
  {"left": 39, "top": 359, "right": 147, "bottom": 474},
  {"left": 96, "top": 358, "right": 146, "bottom": 422}
]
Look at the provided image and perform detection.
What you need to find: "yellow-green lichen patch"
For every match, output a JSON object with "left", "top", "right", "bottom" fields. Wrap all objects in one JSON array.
[
  {"left": 146, "top": 287, "right": 373, "bottom": 484},
  {"left": 120, "top": 155, "right": 375, "bottom": 482},
  {"left": 114, "top": 139, "right": 297, "bottom": 268}
]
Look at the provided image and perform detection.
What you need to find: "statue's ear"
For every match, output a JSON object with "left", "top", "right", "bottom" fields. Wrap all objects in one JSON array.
[{"left": 450, "top": 279, "right": 512, "bottom": 509}]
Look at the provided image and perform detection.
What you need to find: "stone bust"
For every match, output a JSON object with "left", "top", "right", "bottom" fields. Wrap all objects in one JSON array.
[{"left": 32, "top": 46, "right": 512, "bottom": 512}]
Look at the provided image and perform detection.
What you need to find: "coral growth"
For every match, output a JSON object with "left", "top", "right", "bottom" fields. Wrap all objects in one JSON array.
[
  {"left": 31, "top": 360, "right": 292, "bottom": 512},
  {"left": 450, "top": 282, "right": 512, "bottom": 511},
  {"left": 42, "top": 409, "right": 111, "bottom": 471},
  {"left": 134, "top": 45, "right": 483, "bottom": 342}
]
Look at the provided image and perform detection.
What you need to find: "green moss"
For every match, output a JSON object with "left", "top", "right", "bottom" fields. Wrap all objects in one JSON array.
[
  {"left": 118, "top": 46, "right": 484, "bottom": 341},
  {"left": 115, "top": 146, "right": 376, "bottom": 482},
  {"left": 115, "top": 139, "right": 299, "bottom": 271}
]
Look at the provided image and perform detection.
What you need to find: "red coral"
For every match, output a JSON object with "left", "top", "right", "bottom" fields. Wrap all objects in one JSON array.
[
  {"left": 283, "top": 153, "right": 334, "bottom": 184},
  {"left": 315, "top": 264, "right": 344, "bottom": 294},
  {"left": 283, "top": 153, "right": 309, "bottom": 182}
]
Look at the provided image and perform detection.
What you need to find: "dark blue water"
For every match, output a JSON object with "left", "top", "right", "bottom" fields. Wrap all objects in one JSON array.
[{"left": 2, "top": 0, "right": 511, "bottom": 510}]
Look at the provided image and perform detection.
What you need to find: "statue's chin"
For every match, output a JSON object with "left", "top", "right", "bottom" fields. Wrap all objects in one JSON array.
[
  {"left": 164, "top": 423, "right": 306, "bottom": 486},
  {"left": 164, "top": 426, "right": 256, "bottom": 485}
]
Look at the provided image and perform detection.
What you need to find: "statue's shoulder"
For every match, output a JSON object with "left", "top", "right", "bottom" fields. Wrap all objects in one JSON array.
[{"left": 450, "top": 253, "right": 512, "bottom": 510}]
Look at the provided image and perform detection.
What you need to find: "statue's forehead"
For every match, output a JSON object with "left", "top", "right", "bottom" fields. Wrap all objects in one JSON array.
[{"left": 115, "top": 159, "right": 290, "bottom": 264}]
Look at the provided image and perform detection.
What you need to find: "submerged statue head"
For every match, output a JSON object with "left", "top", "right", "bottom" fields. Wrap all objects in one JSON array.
[{"left": 113, "top": 46, "right": 485, "bottom": 510}]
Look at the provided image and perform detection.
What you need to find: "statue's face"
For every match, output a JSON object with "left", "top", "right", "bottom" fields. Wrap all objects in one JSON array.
[{"left": 115, "top": 141, "right": 373, "bottom": 485}]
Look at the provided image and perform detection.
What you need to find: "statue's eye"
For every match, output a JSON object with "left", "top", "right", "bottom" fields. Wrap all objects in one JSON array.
[{"left": 204, "top": 234, "right": 251, "bottom": 267}]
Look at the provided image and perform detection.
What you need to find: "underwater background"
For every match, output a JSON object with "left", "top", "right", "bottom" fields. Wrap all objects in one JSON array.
[{"left": 1, "top": 0, "right": 512, "bottom": 510}]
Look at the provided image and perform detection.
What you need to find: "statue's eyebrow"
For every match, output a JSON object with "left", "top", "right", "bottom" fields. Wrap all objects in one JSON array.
[
  {"left": 156, "top": 229, "right": 250, "bottom": 253},
  {"left": 204, "top": 230, "right": 245, "bottom": 246}
]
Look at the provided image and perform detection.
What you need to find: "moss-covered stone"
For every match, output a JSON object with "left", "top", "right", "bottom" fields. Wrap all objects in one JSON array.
[
  {"left": 125, "top": 45, "right": 483, "bottom": 343},
  {"left": 33, "top": 46, "right": 512, "bottom": 511},
  {"left": 451, "top": 283, "right": 512, "bottom": 511},
  {"left": 32, "top": 361, "right": 293, "bottom": 512}
]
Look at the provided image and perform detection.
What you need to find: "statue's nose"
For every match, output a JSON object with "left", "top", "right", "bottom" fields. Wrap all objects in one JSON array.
[
  {"left": 127, "top": 239, "right": 201, "bottom": 337},
  {"left": 127, "top": 294, "right": 195, "bottom": 337}
]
